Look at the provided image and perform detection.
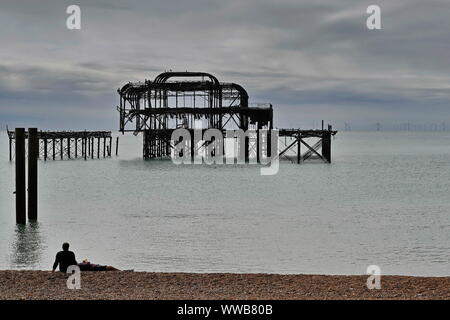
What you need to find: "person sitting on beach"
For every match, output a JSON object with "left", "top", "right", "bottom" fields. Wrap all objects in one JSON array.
[
  {"left": 52, "top": 242, "right": 77, "bottom": 273},
  {"left": 77, "top": 259, "right": 119, "bottom": 271}
]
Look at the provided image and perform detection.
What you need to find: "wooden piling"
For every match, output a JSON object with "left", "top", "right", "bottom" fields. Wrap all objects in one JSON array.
[
  {"left": 103, "top": 137, "right": 106, "bottom": 157},
  {"left": 84, "top": 138, "right": 87, "bottom": 160},
  {"left": 322, "top": 130, "right": 331, "bottom": 163},
  {"left": 191, "top": 133, "right": 195, "bottom": 162},
  {"left": 116, "top": 137, "right": 119, "bottom": 156},
  {"left": 15, "top": 128, "right": 26, "bottom": 224},
  {"left": 60, "top": 138, "right": 63, "bottom": 160},
  {"left": 9, "top": 136, "right": 12, "bottom": 162},
  {"left": 97, "top": 138, "right": 100, "bottom": 158},
  {"left": 256, "top": 129, "right": 260, "bottom": 163},
  {"left": 297, "top": 136, "right": 301, "bottom": 164},
  {"left": 28, "top": 128, "right": 38, "bottom": 220},
  {"left": 44, "top": 139, "right": 47, "bottom": 161},
  {"left": 67, "top": 138, "right": 71, "bottom": 159},
  {"left": 245, "top": 137, "right": 249, "bottom": 163},
  {"left": 52, "top": 138, "right": 56, "bottom": 160}
]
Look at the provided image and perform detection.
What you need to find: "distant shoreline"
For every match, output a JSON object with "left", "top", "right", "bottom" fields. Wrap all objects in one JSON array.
[{"left": 0, "top": 270, "right": 448, "bottom": 300}]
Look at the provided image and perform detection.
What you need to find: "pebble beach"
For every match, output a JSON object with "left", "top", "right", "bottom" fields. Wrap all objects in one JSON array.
[{"left": 0, "top": 271, "right": 448, "bottom": 300}]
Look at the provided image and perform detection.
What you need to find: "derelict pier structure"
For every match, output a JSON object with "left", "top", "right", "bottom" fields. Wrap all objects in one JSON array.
[{"left": 118, "top": 72, "right": 337, "bottom": 163}]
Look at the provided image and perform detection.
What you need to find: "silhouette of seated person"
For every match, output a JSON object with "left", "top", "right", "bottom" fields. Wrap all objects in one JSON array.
[{"left": 52, "top": 242, "right": 77, "bottom": 273}]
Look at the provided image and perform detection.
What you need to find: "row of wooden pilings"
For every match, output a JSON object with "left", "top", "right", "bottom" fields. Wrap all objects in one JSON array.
[
  {"left": 14, "top": 128, "right": 37, "bottom": 224},
  {"left": 13, "top": 128, "right": 120, "bottom": 224},
  {"left": 41, "top": 136, "right": 119, "bottom": 161}
]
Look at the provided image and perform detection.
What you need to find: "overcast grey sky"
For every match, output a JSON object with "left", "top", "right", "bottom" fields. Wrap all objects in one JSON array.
[{"left": 1, "top": 0, "right": 450, "bottom": 130}]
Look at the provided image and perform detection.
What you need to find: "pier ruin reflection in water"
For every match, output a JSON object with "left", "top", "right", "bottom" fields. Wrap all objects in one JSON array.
[{"left": 10, "top": 222, "right": 45, "bottom": 269}]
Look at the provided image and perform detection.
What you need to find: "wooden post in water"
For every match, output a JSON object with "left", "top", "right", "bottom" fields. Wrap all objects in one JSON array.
[
  {"left": 52, "top": 138, "right": 56, "bottom": 160},
  {"left": 191, "top": 133, "right": 195, "bottom": 162},
  {"left": 44, "top": 139, "right": 47, "bottom": 161},
  {"left": 103, "top": 137, "right": 106, "bottom": 157},
  {"left": 60, "top": 138, "right": 63, "bottom": 160},
  {"left": 322, "top": 126, "right": 332, "bottom": 163},
  {"left": 256, "top": 127, "right": 261, "bottom": 164},
  {"left": 75, "top": 138, "right": 78, "bottom": 158},
  {"left": 97, "top": 138, "right": 100, "bottom": 158},
  {"left": 67, "top": 138, "right": 71, "bottom": 159},
  {"left": 84, "top": 138, "right": 87, "bottom": 160},
  {"left": 9, "top": 136, "right": 12, "bottom": 162},
  {"left": 245, "top": 136, "right": 249, "bottom": 163},
  {"left": 15, "top": 128, "right": 26, "bottom": 224},
  {"left": 28, "top": 128, "right": 38, "bottom": 220},
  {"left": 109, "top": 136, "right": 112, "bottom": 156},
  {"left": 297, "top": 136, "right": 301, "bottom": 164},
  {"left": 91, "top": 138, "right": 94, "bottom": 159},
  {"left": 116, "top": 137, "right": 119, "bottom": 156}
]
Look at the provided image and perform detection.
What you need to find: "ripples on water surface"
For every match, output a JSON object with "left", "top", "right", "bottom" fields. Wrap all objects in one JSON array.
[{"left": 0, "top": 132, "right": 449, "bottom": 275}]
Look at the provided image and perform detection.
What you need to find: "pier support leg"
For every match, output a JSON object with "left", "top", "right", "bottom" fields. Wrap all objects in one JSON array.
[
  {"left": 297, "top": 137, "right": 302, "bottom": 164},
  {"left": 67, "top": 138, "right": 71, "bottom": 159},
  {"left": 116, "top": 137, "right": 119, "bottom": 156},
  {"left": 256, "top": 129, "right": 260, "bottom": 164},
  {"left": 15, "top": 128, "right": 26, "bottom": 224},
  {"left": 322, "top": 131, "right": 331, "bottom": 163},
  {"left": 60, "top": 138, "right": 63, "bottom": 160},
  {"left": 52, "top": 139, "right": 56, "bottom": 160},
  {"left": 28, "top": 128, "right": 38, "bottom": 221},
  {"left": 44, "top": 139, "right": 47, "bottom": 161},
  {"left": 97, "top": 138, "right": 100, "bottom": 159},
  {"left": 245, "top": 137, "right": 249, "bottom": 163},
  {"left": 166, "top": 137, "right": 171, "bottom": 156},
  {"left": 9, "top": 137, "right": 12, "bottom": 162},
  {"left": 191, "top": 133, "right": 195, "bottom": 162},
  {"left": 84, "top": 138, "right": 87, "bottom": 160},
  {"left": 143, "top": 132, "right": 148, "bottom": 159}
]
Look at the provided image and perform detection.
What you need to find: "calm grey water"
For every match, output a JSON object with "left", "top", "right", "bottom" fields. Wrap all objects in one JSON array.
[{"left": 0, "top": 131, "right": 449, "bottom": 276}]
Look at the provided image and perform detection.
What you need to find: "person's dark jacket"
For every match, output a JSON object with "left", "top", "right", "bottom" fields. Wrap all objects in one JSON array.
[{"left": 52, "top": 250, "right": 77, "bottom": 272}]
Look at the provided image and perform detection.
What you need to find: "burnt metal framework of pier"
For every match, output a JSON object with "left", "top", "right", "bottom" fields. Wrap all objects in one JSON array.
[
  {"left": 278, "top": 127, "right": 336, "bottom": 164},
  {"left": 118, "top": 71, "right": 336, "bottom": 163},
  {"left": 7, "top": 130, "right": 113, "bottom": 161}
]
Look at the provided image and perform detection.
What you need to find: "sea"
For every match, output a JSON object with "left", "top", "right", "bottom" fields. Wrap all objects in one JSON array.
[{"left": 0, "top": 131, "right": 448, "bottom": 276}]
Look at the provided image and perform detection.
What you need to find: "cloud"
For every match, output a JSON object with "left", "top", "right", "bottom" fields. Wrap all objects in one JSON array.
[{"left": 0, "top": 0, "right": 450, "bottom": 130}]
